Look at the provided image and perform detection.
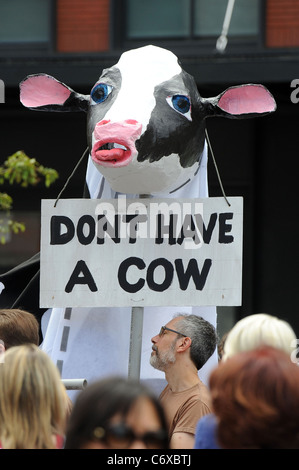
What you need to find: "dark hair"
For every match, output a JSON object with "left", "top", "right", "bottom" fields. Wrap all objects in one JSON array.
[
  {"left": 174, "top": 314, "right": 217, "bottom": 370},
  {"left": 0, "top": 309, "right": 39, "bottom": 349},
  {"left": 210, "top": 346, "right": 299, "bottom": 449},
  {"left": 64, "top": 376, "right": 169, "bottom": 449}
]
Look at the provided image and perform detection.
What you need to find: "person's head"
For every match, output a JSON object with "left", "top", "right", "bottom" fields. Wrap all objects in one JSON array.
[
  {"left": 64, "top": 376, "right": 169, "bottom": 449},
  {"left": 150, "top": 313, "right": 217, "bottom": 372},
  {"left": 217, "top": 331, "right": 228, "bottom": 361},
  {"left": 209, "top": 345, "right": 299, "bottom": 449},
  {"left": 0, "top": 308, "right": 39, "bottom": 353},
  {"left": 0, "top": 344, "right": 68, "bottom": 449},
  {"left": 222, "top": 313, "right": 296, "bottom": 361}
]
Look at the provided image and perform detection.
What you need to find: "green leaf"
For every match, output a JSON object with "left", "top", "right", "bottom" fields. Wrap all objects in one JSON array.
[{"left": 0, "top": 150, "right": 59, "bottom": 243}]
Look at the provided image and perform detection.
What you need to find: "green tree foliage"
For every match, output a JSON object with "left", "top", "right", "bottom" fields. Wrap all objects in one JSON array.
[{"left": 0, "top": 151, "right": 59, "bottom": 244}]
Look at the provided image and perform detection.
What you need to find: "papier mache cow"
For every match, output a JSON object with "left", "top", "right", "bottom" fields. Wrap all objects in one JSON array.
[{"left": 0, "top": 46, "right": 276, "bottom": 394}]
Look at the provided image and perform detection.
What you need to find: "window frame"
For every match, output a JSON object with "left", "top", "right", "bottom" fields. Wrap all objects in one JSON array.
[
  {"left": 0, "top": 0, "right": 56, "bottom": 55},
  {"left": 111, "top": 0, "right": 265, "bottom": 55}
]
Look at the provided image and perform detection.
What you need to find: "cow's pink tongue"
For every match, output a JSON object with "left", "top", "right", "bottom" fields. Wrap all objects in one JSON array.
[{"left": 95, "top": 148, "right": 126, "bottom": 161}]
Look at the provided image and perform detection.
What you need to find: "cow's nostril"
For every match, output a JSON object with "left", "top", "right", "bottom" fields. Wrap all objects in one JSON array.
[
  {"left": 125, "top": 119, "right": 139, "bottom": 125},
  {"left": 98, "top": 120, "right": 111, "bottom": 126}
]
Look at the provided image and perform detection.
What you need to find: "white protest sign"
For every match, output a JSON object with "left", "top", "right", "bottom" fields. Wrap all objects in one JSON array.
[{"left": 40, "top": 197, "right": 243, "bottom": 308}]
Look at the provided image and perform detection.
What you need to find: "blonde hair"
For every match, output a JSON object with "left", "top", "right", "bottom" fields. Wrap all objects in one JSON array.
[
  {"left": 222, "top": 313, "right": 296, "bottom": 361},
  {"left": 0, "top": 344, "right": 68, "bottom": 449}
]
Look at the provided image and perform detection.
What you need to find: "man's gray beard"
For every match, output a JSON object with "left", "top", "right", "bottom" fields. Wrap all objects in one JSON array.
[{"left": 150, "top": 342, "right": 176, "bottom": 371}]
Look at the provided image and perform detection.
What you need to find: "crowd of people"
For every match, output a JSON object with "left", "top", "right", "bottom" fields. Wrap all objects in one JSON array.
[{"left": 0, "top": 307, "right": 298, "bottom": 449}]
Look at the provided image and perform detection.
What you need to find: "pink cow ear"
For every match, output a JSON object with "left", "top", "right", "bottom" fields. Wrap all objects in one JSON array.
[
  {"left": 216, "top": 84, "right": 276, "bottom": 117},
  {"left": 19, "top": 74, "right": 89, "bottom": 112}
]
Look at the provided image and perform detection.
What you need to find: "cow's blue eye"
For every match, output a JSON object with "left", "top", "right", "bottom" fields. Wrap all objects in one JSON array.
[
  {"left": 172, "top": 95, "right": 190, "bottom": 113},
  {"left": 91, "top": 83, "right": 113, "bottom": 104},
  {"left": 166, "top": 95, "right": 192, "bottom": 121}
]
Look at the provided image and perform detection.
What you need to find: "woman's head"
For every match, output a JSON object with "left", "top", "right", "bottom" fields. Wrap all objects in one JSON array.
[
  {"left": 222, "top": 313, "right": 296, "bottom": 361},
  {"left": 210, "top": 346, "right": 299, "bottom": 448},
  {"left": 64, "top": 376, "right": 169, "bottom": 449},
  {"left": 0, "top": 344, "right": 68, "bottom": 449}
]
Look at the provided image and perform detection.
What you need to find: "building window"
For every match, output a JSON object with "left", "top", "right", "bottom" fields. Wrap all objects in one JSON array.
[
  {"left": 127, "top": 0, "right": 190, "bottom": 38},
  {"left": 195, "top": 0, "right": 258, "bottom": 37},
  {"left": 0, "top": 0, "right": 51, "bottom": 44},
  {"left": 127, "top": 0, "right": 258, "bottom": 40}
]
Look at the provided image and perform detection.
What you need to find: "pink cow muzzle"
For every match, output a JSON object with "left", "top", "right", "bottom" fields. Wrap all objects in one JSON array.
[{"left": 91, "top": 119, "right": 143, "bottom": 168}]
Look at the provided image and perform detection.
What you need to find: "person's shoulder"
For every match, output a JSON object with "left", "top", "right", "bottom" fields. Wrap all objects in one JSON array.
[
  {"left": 196, "top": 378, "right": 209, "bottom": 390},
  {"left": 196, "top": 413, "right": 217, "bottom": 429},
  {"left": 194, "top": 413, "right": 220, "bottom": 449},
  {"left": 189, "top": 380, "right": 210, "bottom": 397},
  {"left": 185, "top": 383, "right": 212, "bottom": 411}
]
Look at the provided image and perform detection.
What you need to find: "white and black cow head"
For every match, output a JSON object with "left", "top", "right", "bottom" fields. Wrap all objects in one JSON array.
[{"left": 19, "top": 45, "right": 276, "bottom": 195}]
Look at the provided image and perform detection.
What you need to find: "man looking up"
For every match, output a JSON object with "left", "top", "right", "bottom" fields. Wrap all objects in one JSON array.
[{"left": 150, "top": 313, "right": 217, "bottom": 449}]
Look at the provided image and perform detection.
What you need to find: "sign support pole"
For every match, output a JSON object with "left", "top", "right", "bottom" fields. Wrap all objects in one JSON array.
[
  {"left": 128, "top": 194, "right": 149, "bottom": 381},
  {"left": 128, "top": 306, "right": 144, "bottom": 380}
]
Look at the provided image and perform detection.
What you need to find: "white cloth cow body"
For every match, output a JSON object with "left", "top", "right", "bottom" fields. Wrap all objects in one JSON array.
[{"left": 4, "top": 46, "right": 276, "bottom": 395}]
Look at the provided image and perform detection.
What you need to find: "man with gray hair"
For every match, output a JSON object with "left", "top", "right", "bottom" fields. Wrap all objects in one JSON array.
[{"left": 150, "top": 313, "right": 217, "bottom": 449}]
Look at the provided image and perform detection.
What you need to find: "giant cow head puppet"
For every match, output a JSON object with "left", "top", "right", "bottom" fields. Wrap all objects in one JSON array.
[{"left": 20, "top": 45, "right": 276, "bottom": 195}]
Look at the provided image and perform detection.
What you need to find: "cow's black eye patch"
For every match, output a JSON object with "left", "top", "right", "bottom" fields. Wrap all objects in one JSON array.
[
  {"left": 166, "top": 95, "right": 191, "bottom": 121},
  {"left": 91, "top": 83, "right": 113, "bottom": 104}
]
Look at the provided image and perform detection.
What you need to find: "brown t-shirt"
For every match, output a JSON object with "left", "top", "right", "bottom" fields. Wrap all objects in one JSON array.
[{"left": 160, "top": 381, "right": 211, "bottom": 438}]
